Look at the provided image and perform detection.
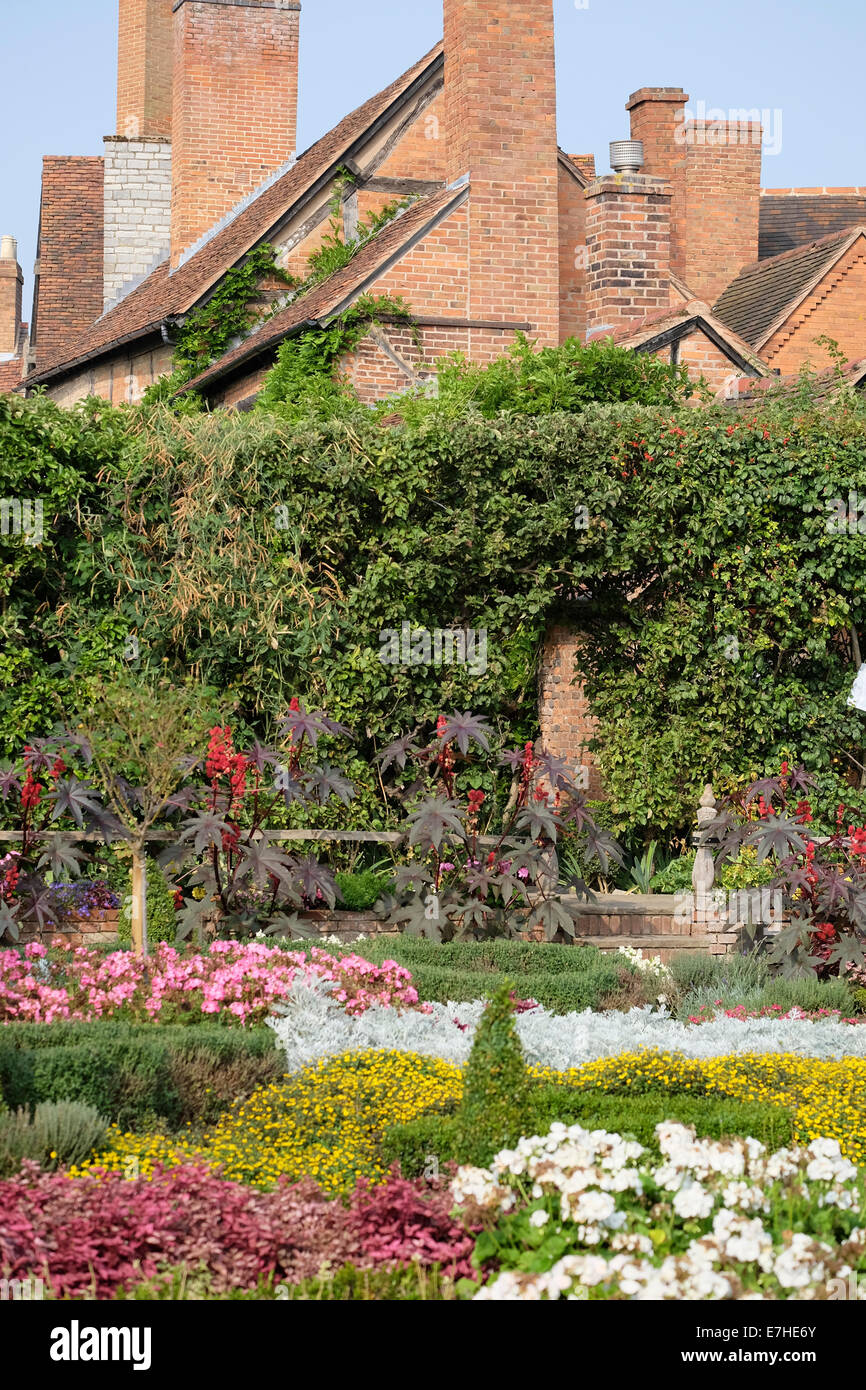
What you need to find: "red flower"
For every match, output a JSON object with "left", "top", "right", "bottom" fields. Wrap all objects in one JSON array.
[{"left": 21, "top": 768, "right": 43, "bottom": 811}]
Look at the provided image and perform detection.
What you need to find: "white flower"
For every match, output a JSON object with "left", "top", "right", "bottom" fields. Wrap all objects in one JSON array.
[
  {"left": 529, "top": 1209, "right": 550, "bottom": 1228},
  {"left": 672, "top": 1179, "right": 714, "bottom": 1220}
]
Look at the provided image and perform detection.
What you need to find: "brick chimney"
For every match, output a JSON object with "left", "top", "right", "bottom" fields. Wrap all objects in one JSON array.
[
  {"left": 117, "top": 0, "right": 175, "bottom": 140},
  {"left": 443, "top": 0, "right": 560, "bottom": 346},
  {"left": 0, "top": 236, "right": 23, "bottom": 357},
  {"left": 680, "top": 117, "right": 762, "bottom": 304},
  {"left": 584, "top": 174, "right": 671, "bottom": 335},
  {"left": 170, "top": 0, "right": 301, "bottom": 270},
  {"left": 626, "top": 87, "right": 762, "bottom": 301},
  {"left": 626, "top": 88, "right": 688, "bottom": 279}
]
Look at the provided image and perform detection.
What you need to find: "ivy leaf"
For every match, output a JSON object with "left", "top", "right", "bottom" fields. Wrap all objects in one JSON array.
[
  {"left": 377, "top": 730, "right": 420, "bottom": 774},
  {"left": 49, "top": 777, "right": 107, "bottom": 829},
  {"left": 303, "top": 763, "right": 355, "bottom": 806},
  {"left": 37, "top": 836, "right": 89, "bottom": 880},
  {"left": 0, "top": 763, "right": 21, "bottom": 800},
  {"left": 743, "top": 816, "right": 807, "bottom": 863},
  {"left": 406, "top": 797, "right": 465, "bottom": 852},
  {"left": 179, "top": 812, "right": 233, "bottom": 854},
  {"left": 0, "top": 900, "right": 20, "bottom": 942},
  {"left": 293, "top": 856, "right": 338, "bottom": 910},
  {"left": 234, "top": 839, "right": 296, "bottom": 891},
  {"left": 437, "top": 712, "right": 492, "bottom": 755}
]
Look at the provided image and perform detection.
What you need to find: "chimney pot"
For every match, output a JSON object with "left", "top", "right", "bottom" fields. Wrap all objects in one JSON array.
[
  {"left": 609, "top": 141, "right": 644, "bottom": 174},
  {"left": 1, "top": 236, "right": 18, "bottom": 263}
]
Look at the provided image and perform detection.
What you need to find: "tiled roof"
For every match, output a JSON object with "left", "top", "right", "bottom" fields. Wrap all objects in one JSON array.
[
  {"left": 712, "top": 227, "right": 865, "bottom": 350},
  {"left": 723, "top": 357, "right": 866, "bottom": 408},
  {"left": 760, "top": 191, "right": 866, "bottom": 259},
  {"left": 0, "top": 357, "right": 25, "bottom": 392},
  {"left": 30, "top": 158, "right": 104, "bottom": 370},
  {"left": 177, "top": 183, "right": 469, "bottom": 396},
  {"left": 610, "top": 300, "right": 771, "bottom": 375},
  {"left": 26, "top": 42, "right": 444, "bottom": 386}
]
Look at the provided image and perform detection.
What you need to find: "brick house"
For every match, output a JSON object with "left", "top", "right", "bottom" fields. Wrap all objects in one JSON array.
[{"left": 6, "top": 0, "right": 866, "bottom": 786}]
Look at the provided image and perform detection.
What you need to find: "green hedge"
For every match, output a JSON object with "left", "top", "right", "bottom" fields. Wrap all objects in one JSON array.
[
  {"left": 340, "top": 937, "right": 633, "bottom": 1012},
  {"left": 383, "top": 1087, "right": 796, "bottom": 1177},
  {"left": 0, "top": 1022, "right": 282, "bottom": 1129}
]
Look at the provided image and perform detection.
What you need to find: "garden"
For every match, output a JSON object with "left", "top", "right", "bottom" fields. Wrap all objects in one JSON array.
[{"left": 5, "top": 339, "right": 866, "bottom": 1302}]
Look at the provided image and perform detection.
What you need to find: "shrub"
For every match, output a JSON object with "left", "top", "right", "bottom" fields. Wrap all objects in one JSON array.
[
  {"left": 78, "top": 1050, "right": 462, "bottom": 1194},
  {"left": 0, "top": 1101, "right": 108, "bottom": 1176},
  {"left": 117, "top": 856, "right": 177, "bottom": 946},
  {"left": 454, "top": 984, "right": 531, "bottom": 1164},
  {"left": 384, "top": 1087, "right": 794, "bottom": 1177},
  {"left": 335, "top": 870, "right": 391, "bottom": 912},
  {"left": 0, "top": 1021, "right": 281, "bottom": 1129}
]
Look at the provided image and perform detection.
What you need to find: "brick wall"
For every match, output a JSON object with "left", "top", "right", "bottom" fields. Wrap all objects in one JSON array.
[
  {"left": 538, "top": 624, "right": 603, "bottom": 797},
  {"left": 626, "top": 87, "right": 688, "bottom": 278},
  {"left": 373, "top": 90, "right": 447, "bottom": 181},
  {"left": 103, "top": 137, "right": 172, "bottom": 308},
  {"left": 170, "top": 0, "right": 301, "bottom": 268},
  {"left": 0, "top": 248, "right": 23, "bottom": 356},
  {"left": 443, "top": 0, "right": 559, "bottom": 345},
  {"left": 31, "top": 158, "right": 104, "bottom": 369},
  {"left": 559, "top": 163, "right": 587, "bottom": 342},
  {"left": 762, "top": 242, "right": 866, "bottom": 371},
  {"left": 681, "top": 121, "right": 762, "bottom": 304},
  {"left": 675, "top": 328, "right": 747, "bottom": 395},
  {"left": 585, "top": 173, "right": 671, "bottom": 333},
  {"left": 117, "top": 0, "right": 174, "bottom": 140}
]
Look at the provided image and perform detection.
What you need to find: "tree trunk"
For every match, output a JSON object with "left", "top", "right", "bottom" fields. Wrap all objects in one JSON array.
[{"left": 131, "top": 846, "right": 148, "bottom": 957}]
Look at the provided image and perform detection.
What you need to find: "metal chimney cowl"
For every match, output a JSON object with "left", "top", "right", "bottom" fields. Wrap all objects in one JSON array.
[{"left": 609, "top": 140, "right": 644, "bottom": 174}]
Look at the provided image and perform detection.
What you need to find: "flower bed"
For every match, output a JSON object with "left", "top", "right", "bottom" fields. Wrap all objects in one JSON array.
[
  {"left": 0, "top": 1162, "right": 471, "bottom": 1300},
  {"left": 266, "top": 975, "right": 866, "bottom": 1074},
  {"left": 0, "top": 941, "right": 422, "bottom": 1025},
  {"left": 459, "top": 1122, "right": 866, "bottom": 1300}
]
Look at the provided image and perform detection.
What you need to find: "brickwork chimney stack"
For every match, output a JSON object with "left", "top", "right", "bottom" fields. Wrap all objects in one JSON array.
[
  {"left": 170, "top": 0, "right": 301, "bottom": 270},
  {"left": 443, "top": 0, "right": 560, "bottom": 346},
  {"left": 0, "top": 236, "right": 24, "bottom": 356},
  {"left": 117, "top": 0, "right": 175, "bottom": 140},
  {"left": 584, "top": 172, "right": 671, "bottom": 335}
]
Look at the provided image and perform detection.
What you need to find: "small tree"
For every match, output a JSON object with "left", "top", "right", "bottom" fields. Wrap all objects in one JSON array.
[
  {"left": 455, "top": 983, "right": 532, "bottom": 1164},
  {"left": 77, "top": 677, "right": 217, "bottom": 954}
]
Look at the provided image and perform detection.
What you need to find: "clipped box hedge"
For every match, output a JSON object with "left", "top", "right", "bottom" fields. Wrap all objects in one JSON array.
[{"left": 0, "top": 1022, "right": 283, "bottom": 1129}]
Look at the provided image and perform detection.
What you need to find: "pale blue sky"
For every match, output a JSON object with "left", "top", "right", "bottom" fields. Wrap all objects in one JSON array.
[{"left": 2, "top": 0, "right": 863, "bottom": 323}]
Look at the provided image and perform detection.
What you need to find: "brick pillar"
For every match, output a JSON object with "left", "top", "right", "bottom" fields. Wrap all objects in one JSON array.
[
  {"left": 117, "top": 0, "right": 175, "bottom": 139},
  {"left": 538, "top": 624, "right": 603, "bottom": 798},
  {"left": 443, "top": 0, "right": 559, "bottom": 346},
  {"left": 681, "top": 120, "right": 762, "bottom": 304},
  {"left": 626, "top": 88, "right": 688, "bottom": 281},
  {"left": 584, "top": 174, "right": 671, "bottom": 334},
  {"left": 0, "top": 237, "right": 23, "bottom": 356},
  {"left": 170, "top": 0, "right": 301, "bottom": 269}
]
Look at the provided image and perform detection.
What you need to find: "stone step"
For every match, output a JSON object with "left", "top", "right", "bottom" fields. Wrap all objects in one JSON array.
[{"left": 576, "top": 934, "right": 717, "bottom": 964}]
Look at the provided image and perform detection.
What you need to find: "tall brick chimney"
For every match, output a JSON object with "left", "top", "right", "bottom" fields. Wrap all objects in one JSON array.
[
  {"left": 0, "top": 236, "right": 24, "bottom": 357},
  {"left": 626, "top": 87, "right": 762, "bottom": 302},
  {"left": 170, "top": 0, "right": 301, "bottom": 269},
  {"left": 680, "top": 118, "right": 762, "bottom": 304},
  {"left": 443, "top": 0, "right": 560, "bottom": 346},
  {"left": 117, "top": 0, "right": 175, "bottom": 140},
  {"left": 584, "top": 173, "right": 672, "bottom": 335},
  {"left": 626, "top": 88, "right": 688, "bottom": 279}
]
